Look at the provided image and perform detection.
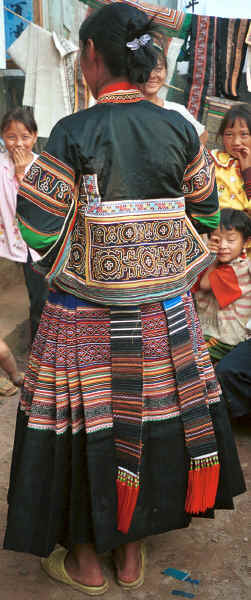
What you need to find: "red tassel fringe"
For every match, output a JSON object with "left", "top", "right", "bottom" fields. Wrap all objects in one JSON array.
[
  {"left": 116, "top": 469, "right": 140, "bottom": 534},
  {"left": 185, "top": 455, "right": 220, "bottom": 514}
]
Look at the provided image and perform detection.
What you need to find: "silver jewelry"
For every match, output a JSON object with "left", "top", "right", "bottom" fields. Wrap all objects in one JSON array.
[{"left": 126, "top": 34, "right": 151, "bottom": 51}]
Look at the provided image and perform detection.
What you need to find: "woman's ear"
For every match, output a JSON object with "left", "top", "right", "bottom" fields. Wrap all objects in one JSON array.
[
  {"left": 80, "top": 38, "right": 107, "bottom": 100},
  {"left": 83, "top": 38, "right": 96, "bottom": 62},
  {"left": 80, "top": 38, "right": 98, "bottom": 79},
  {"left": 80, "top": 38, "right": 100, "bottom": 99}
]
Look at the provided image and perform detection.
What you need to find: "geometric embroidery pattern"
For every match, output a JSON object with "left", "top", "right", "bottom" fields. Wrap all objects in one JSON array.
[
  {"left": 18, "top": 151, "right": 75, "bottom": 236},
  {"left": 183, "top": 145, "right": 215, "bottom": 202},
  {"left": 60, "top": 174, "right": 212, "bottom": 304}
]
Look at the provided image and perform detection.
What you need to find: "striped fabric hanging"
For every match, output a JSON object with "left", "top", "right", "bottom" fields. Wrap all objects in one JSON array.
[
  {"left": 110, "top": 306, "right": 143, "bottom": 533},
  {"left": 163, "top": 296, "right": 220, "bottom": 514}
]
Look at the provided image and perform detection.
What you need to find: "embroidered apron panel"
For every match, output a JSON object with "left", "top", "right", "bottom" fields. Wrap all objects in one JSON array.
[{"left": 54, "top": 174, "right": 212, "bottom": 304}]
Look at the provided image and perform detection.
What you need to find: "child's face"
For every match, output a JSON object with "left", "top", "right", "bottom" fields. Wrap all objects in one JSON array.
[
  {"left": 2, "top": 120, "right": 37, "bottom": 157},
  {"left": 210, "top": 226, "right": 245, "bottom": 264},
  {"left": 223, "top": 117, "right": 251, "bottom": 159}
]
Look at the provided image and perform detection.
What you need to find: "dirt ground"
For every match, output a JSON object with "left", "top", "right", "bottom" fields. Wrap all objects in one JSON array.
[{"left": 0, "top": 277, "right": 250, "bottom": 600}]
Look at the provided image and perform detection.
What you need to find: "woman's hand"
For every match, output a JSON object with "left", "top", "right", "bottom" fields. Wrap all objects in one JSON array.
[
  {"left": 198, "top": 235, "right": 219, "bottom": 291},
  {"left": 13, "top": 147, "right": 33, "bottom": 184},
  {"left": 234, "top": 146, "right": 251, "bottom": 172}
]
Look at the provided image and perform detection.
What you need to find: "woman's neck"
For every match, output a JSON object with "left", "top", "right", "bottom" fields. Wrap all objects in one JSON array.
[
  {"left": 96, "top": 77, "right": 134, "bottom": 97},
  {"left": 145, "top": 93, "right": 164, "bottom": 107}
]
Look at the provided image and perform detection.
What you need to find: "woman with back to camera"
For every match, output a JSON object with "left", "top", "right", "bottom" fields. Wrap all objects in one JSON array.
[{"left": 4, "top": 3, "right": 245, "bottom": 595}]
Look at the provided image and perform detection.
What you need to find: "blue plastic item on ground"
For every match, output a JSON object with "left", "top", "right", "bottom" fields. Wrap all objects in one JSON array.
[
  {"left": 171, "top": 591, "right": 195, "bottom": 598},
  {"left": 162, "top": 567, "right": 200, "bottom": 585},
  {"left": 162, "top": 568, "right": 189, "bottom": 581}
]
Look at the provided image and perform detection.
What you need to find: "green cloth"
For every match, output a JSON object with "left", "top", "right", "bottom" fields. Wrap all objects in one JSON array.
[
  {"left": 18, "top": 222, "right": 58, "bottom": 250},
  {"left": 192, "top": 210, "right": 221, "bottom": 231},
  {"left": 204, "top": 335, "right": 234, "bottom": 363}
]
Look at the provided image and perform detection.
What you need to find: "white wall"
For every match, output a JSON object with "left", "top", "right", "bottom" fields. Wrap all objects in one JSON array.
[
  {"left": 0, "top": 0, "right": 6, "bottom": 69},
  {"left": 178, "top": 0, "right": 251, "bottom": 18}
]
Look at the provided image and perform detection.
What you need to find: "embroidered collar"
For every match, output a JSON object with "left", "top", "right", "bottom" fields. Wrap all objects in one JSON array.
[
  {"left": 97, "top": 80, "right": 144, "bottom": 104},
  {"left": 211, "top": 149, "right": 238, "bottom": 169}
]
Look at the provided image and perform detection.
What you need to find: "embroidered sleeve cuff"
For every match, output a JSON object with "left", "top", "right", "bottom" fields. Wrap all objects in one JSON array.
[
  {"left": 183, "top": 146, "right": 216, "bottom": 203},
  {"left": 17, "top": 151, "right": 75, "bottom": 248},
  {"left": 18, "top": 221, "right": 59, "bottom": 250},
  {"left": 190, "top": 210, "right": 220, "bottom": 231}
]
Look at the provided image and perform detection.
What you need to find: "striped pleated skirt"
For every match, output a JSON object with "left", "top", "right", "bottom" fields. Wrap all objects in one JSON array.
[{"left": 4, "top": 290, "right": 246, "bottom": 557}]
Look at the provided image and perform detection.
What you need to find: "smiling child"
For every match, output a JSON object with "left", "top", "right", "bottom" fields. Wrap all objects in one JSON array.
[{"left": 194, "top": 208, "right": 251, "bottom": 363}]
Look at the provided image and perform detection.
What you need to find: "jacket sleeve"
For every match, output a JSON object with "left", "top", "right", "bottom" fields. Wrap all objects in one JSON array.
[
  {"left": 183, "top": 144, "right": 220, "bottom": 233},
  {"left": 242, "top": 167, "right": 251, "bottom": 201},
  {"left": 17, "top": 121, "right": 79, "bottom": 251}
]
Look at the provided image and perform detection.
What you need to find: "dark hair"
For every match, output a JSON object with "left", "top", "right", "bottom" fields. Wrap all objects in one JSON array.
[
  {"left": 217, "top": 103, "right": 251, "bottom": 139},
  {"left": 157, "top": 51, "right": 167, "bottom": 72},
  {"left": 79, "top": 3, "right": 165, "bottom": 84},
  {"left": 209, "top": 208, "right": 251, "bottom": 242},
  {"left": 1, "top": 107, "right": 38, "bottom": 135}
]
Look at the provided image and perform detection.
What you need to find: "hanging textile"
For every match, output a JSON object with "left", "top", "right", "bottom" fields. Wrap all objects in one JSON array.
[
  {"left": 245, "top": 23, "right": 251, "bottom": 93},
  {"left": 166, "top": 37, "right": 184, "bottom": 85},
  {"left": 8, "top": 24, "right": 77, "bottom": 137},
  {"left": 216, "top": 18, "right": 249, "bottom": 98},
  {"left": 184, "top": 14, "right": 215, "bottom": 121},
  {"left": 73, "top": 51, "right": 91, "bottom": 111},
  {"left": 7, "top": 24, "right": 89, "bottom": 138},
  {"left": 206, "top": 17, "right": 217, "bottom": 98},
  {"left": 185, "top": 14, "right": 250, "bottom": 121},
  {"left": 78, "top": 0, "right": 191, "bottom": 38}
]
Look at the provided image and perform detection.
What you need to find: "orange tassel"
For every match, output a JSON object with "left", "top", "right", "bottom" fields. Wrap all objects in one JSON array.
[
  {"left": 185, "top": 455, "right": 220, "bottom": 514},
  {"left": 116, "top": 469, "right": 140, "bottom": 534}
]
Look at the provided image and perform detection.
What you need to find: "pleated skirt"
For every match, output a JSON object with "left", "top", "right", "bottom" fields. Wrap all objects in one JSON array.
[{"left": 4, "top": 290, "right": 246, "bottom": 556}]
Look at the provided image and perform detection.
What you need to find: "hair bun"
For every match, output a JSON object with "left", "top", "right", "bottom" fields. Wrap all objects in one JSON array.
[
  {"left": 125, "top": 16, "right": 151, "bottom": 44},
  {"left": 126, "top": 18, "right": 142, "bottom": 41},
  {"left": 79, "top": 4, "right": 165, "bottom": 85}
]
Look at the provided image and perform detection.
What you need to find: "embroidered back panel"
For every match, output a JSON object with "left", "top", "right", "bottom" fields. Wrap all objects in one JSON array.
[{"left": 51, "top": 174, "right": 212, "bottom": 305}]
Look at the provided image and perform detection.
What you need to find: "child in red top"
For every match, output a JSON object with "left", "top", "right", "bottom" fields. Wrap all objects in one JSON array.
[{"left": 195, "top": 208, "right": 251, "bottom": 363}]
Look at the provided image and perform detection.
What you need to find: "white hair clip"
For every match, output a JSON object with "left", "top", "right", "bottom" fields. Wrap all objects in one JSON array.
[{"left": 126, "top": 34, "right": 152, "bottom": 51}]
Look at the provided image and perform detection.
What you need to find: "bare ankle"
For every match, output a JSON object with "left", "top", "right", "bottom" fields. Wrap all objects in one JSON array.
[{"left": 65, "top": 544, "right": 105, "bottom": 587}]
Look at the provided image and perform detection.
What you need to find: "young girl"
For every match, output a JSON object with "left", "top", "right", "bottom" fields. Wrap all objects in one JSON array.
[
  {"left": 140, "top": 52, "right": 208, "bottom": 144},
  {"left": 195, "top": 208, "right": 251, "bottom": 363},
  {"left": 211, "top": 103, "right": 251, "bottom": 217},
  {"left": 0, "top": 108, "right": 48, "bottom": 341}
]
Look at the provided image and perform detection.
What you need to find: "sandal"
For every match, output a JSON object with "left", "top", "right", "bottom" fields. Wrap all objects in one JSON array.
[
  {"left": 116, "top": 543, "right": 145, "bottom": 590},
  {"left": 41, "top": 547, "right": 109, "bottom": 596},
  {"left": 0, "top": 376, "right": 18, "bottom": 397}
]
